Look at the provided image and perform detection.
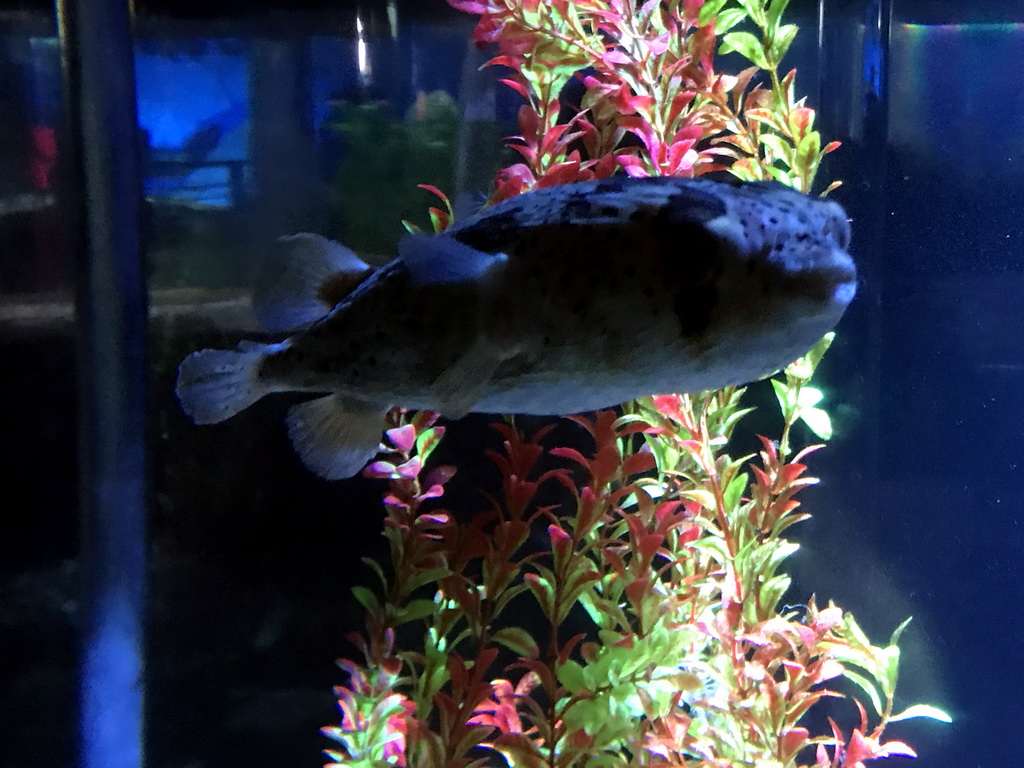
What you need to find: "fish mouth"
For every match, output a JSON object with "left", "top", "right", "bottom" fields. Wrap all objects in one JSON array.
[{"left": 785, "top": 251, "right": 858, "bottom": 307}]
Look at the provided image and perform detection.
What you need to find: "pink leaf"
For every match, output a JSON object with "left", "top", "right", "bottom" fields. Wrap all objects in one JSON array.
[
  {"left": 363, "top": 460, "right": 396, "bottom": 478},
  {"left": 447, "top": 0, "right": 491, "bottom": 12},
  {"left": 385, "top": 424, "right": 417, "bottom": 452}
]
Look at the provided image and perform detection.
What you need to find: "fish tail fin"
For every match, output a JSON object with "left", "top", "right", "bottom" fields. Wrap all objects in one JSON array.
[
  {"left": 286, "top": 394, "right": 389, "bottom": 480},
  {"left": 253, "top": 233, "right": 372, "bottom": 332},
  {"left": 176, "top": 344, "right": 271, "bottom": 424}
]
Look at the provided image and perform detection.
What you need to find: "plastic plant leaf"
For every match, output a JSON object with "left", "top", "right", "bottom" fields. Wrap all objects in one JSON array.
[
  {"left": 841, "top": 668, "right": 884, "bottom": 717},
  {"left": 492, "top": 626, "right": 540, "bottom": 658},
  {"left": 697, "top": 0, "right": 730, "bottom": 25},
  {"left": 720, "top": 31, "right": 770, "bottom": 69},
  {"left": 766, "top": 0, "right": 793, "bottom": 33},
  {"left": 715, "top": 7, "right": 752, "bottom": 36},
  {"left": 396, "top": 598, "right": 439, "bottom": 626},
  {"left": 889, "top": 703, "right": 954, "bottom": 723},
  {"left": 770, "top": 23, "right": 800, "bottom": 62},
  {"left": 352, "top": 586, "right": 379, "bottom": 613}
]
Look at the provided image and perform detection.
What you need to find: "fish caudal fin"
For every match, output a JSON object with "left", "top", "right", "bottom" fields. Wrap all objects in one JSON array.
[
  {"left": 253, "top": 233, "right": 372, "bottom": 332},
  {"left": 176, "top": 344, "right": 270, "bottom": 424},
  {"left": 286, "top": 394, "right": 388, "bottom": 480}
]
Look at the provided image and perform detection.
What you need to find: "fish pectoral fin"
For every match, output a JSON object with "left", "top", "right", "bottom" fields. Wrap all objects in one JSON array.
[
  {"left": 285, "top": 394, "right": 388, "bottom": 480},
  {"left": 431, "top": 340, "right": 504, "bottom": 419},
  {"left": 253, "top": 233, "right": 373, "bottom": 332}
]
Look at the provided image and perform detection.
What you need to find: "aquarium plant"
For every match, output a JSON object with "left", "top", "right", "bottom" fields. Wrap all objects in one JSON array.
[
  {"left": 322, "top": 2, "right": 949, "bottom": 766},
  {"left": 330, "top": 90, "right": 460, "bottom": 256}
]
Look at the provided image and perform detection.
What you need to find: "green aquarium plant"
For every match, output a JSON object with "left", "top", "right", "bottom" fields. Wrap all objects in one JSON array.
[
  {"left": 323, "top": 1, "right": 949, "bottom": 766},
  {"left": 330, "top": 90, "right": 460, "bottom": 256}
]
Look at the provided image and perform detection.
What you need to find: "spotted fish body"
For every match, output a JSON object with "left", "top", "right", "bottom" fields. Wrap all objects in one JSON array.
[{"left": 176, "top": 177, "right": 856, "bottom": 479}]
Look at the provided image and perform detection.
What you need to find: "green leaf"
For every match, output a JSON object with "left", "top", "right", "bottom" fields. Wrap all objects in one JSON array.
[
  {"left": 723, "top": 472, "right": 748, "bottom": 513},
  {"left": 761, "top": 574, "right": 792, "bottom": 611},
  {"left": 796, "top": 130, "right": 823, "bottom": 172},
  {"left": 800, "top": 406, "right": 833, "bottom": 440},
  {"left": 720, "top": 31, "right": 770, "bottom": 69},
  {"left": 765, "top": 165, "right": 795, "bottom": 185},
  {"left": 492, "top": 626, "right": 540, "bottom": 658},
  {"left": 400, "top": 566, "right": 451, "bottom": 593},
  {"left": 352, "top": 585, "right": 379, "bottom": 613},
  {"left": 715, "top": 7, "right": 751, "bottom": 36},
  {"left": 361, "top": 556, "right": 388, "bottom": 588},
  {"left": 889, "top": 703, "right": 953, "bottom": 723},
  {"left": 771, "top": 378, "right": 796, "bottom": 416},
  {"left": 766, "top": 0, "right": 792, "bottom": 32},
  {"left": 697, "top": 0, "right": 731, "bottom": 27},
  {"left": 889, "top": 615, "right": 913, "bottom": 647},
  {"left": 415, "top": 426, "right": 445, "bottom": 465},
  {"left": 841, "top": 668, "right": 884, "bottom": 717},
  {"left": 558, "top": 659, "right": 587, "bottom": 693},
  {"left": 879, "top": 643, "right": 901, "bottom": 698},
  {"left": 736, "top": 0, "right": 766, "bottom": 26},
  {"left": 770, "top": 23, "right": 800, "bottom": 63},
  {"left": 805, "top": 332, "right": 835, "bottom": 372},
  {"left": 798, "top": 386, "right": 824, "bottom": 408},
  {"left": 395, "top": 598, "right": 437, "bottom": 625},
  {"left": 759, "top": 132, "right": 796, "bottom": 167}
]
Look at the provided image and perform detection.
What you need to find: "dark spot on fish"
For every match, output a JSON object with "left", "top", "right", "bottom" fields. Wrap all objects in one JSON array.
[
  {"left": 796, "top": 232, "right": 810, "bottom": 242},
  {"left": 453, "top": 211, "right": 521, "bottom": 252},
  {"left": 623, "top": 264, "right": 638, "bottom": 278},
  {"left": 664, "top": 188, "right": 728, "bottom": 226},
  {"left": 674, "top": 284, "right": 717, "bottom": 337},
  {"left": 563, "top": 198, "right": 594, "bottom": 220},
  {"left": 593, "top": 176, "right": 628, "bottom": 194},
  {"left": 643, "top": 285, "right": 655, "bottom": 298},
  {"left": 318, "top": 267, "right": 373, "bottom": 308},
  {"left": 367, "top": 355, "right": 377, "bottom": 366},
  {"left": 542, "top": 335, "right": 552, "bottom": 346}
]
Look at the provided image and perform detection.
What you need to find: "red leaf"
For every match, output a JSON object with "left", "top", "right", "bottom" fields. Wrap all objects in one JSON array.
[
  {"left": 498, "top": 77, "right": 531, "bottom": 99},
  {"left": 621, "top": 450, "right": 656, "bottom": 476},
  {"left": 537, "top": 159, "right": 582, "bottom": 187},
  {"left": 550, "top": 446, "right": 591, "bottom": 467},
  {"left": 548, "top": 523, "right": 572, "bottom": 555}
]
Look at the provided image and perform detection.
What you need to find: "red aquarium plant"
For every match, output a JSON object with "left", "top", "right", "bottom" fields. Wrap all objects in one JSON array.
[{"left": 323, "top": 2, "right": 949, "bottom": 766}]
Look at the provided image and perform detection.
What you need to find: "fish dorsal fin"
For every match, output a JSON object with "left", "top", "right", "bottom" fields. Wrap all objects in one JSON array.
[
  {"left": 398, "top": 232, "right": 507, "bottom": 288},
  {"left": 253, "top": 233, "right": 373, "bottom": 332}
]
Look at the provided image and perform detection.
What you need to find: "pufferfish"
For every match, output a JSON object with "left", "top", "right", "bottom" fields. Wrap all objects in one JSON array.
[{"left": 176, "top": 176, "right": 856, "bottom": 480}]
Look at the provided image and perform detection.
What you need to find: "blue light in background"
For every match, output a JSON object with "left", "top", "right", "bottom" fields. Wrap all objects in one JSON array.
[{"left": 134, "top": 41, "right": 249, "bottom": 206}]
